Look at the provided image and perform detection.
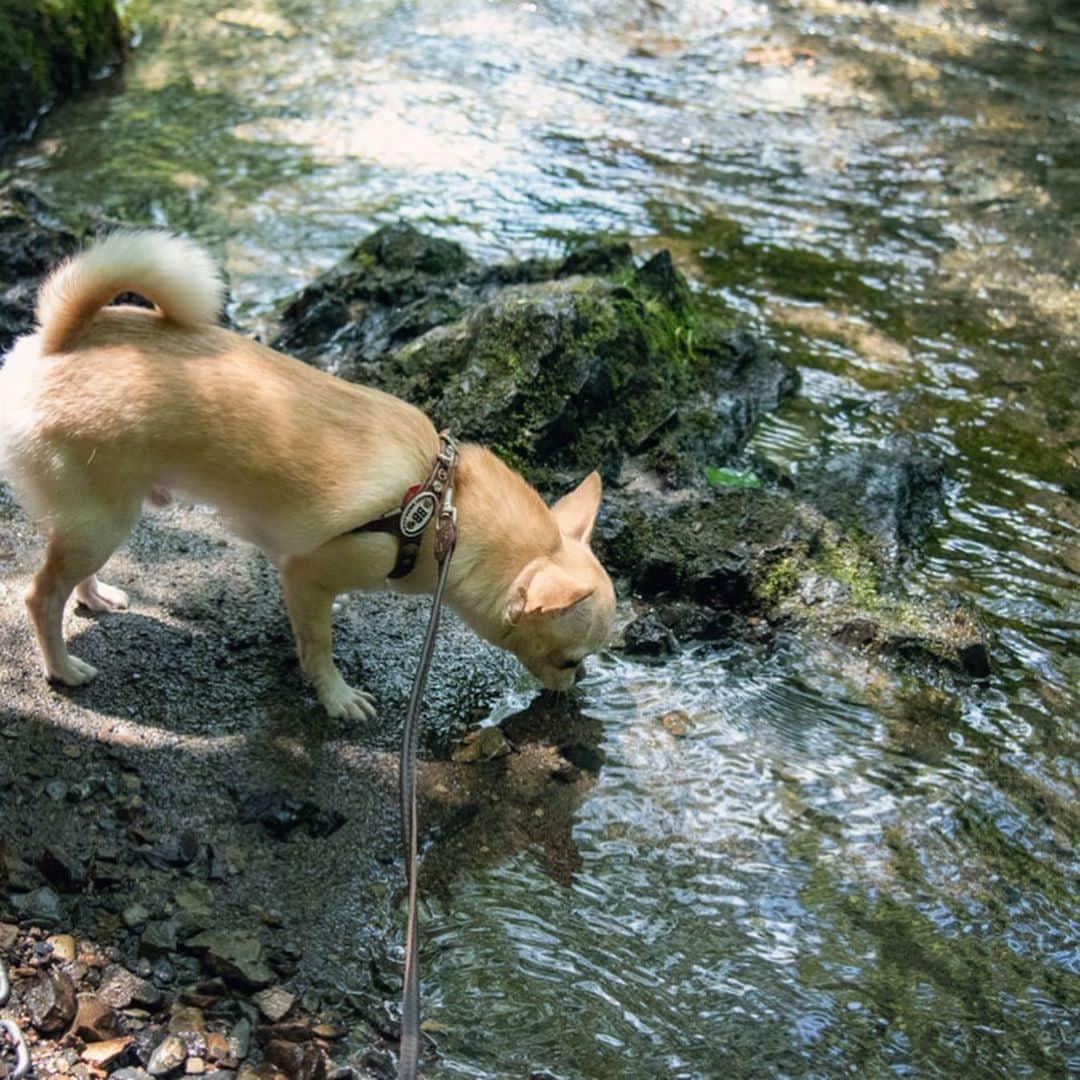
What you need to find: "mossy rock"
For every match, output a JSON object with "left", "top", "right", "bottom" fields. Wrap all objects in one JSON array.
[
  {"left": 601, "top": 484, "right": 989, "bottom": 678},
  {"left": 396, "top": 263, "right": 796, "bottom": 492},
  {"left": 792, "top": 439, "right": 946, "bottom": 564},
  {"left": 276, "top": 224, "right": 796, "bottom": 493},
  {"left": 382, "top": 275, "right": 682, "bottom": 484},
  {"left": 0, "top": 0, "right": 126, "bottom": 143},
  {"left": 274, "top": 221, "right": 545, "bottom": 364}
]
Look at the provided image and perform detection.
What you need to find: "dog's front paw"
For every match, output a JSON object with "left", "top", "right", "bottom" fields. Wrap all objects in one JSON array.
[
  {"left": 48, "top": 655, "right": 99, "bottom": 687},
  {"left": 319, "top": 678, "right": 377, "bottom": 721}
]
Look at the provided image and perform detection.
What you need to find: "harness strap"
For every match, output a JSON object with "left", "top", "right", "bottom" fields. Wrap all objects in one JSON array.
[{"left": 349, "top": 432, "right": 458, "bottom": 579}]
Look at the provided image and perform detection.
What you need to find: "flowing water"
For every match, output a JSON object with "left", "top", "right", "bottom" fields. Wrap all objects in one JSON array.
[{"left": 8, "top": 0, "right": 1079, "bottom": 1075}]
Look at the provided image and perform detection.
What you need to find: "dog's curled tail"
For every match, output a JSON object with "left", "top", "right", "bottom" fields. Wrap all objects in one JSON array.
[{"left": 36, "top": 230, "right": 224, "bottom": 356}]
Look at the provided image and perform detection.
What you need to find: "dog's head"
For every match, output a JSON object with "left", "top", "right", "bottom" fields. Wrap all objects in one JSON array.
[{"left": 501, "top": 472, "right": 615, "bottom": 690}]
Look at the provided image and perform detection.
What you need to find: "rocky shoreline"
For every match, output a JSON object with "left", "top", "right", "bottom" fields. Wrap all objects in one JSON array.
[{"left": 0, "top": 580, "right": 606, "bottom": 1080}]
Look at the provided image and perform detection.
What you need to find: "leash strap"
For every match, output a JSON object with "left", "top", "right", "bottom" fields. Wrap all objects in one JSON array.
[
  {"left": 350, "top": 433, "right": 458, "bottom": 580},
  {"left": 398, "top": 455, "right": 458, "bottom": 1080}
]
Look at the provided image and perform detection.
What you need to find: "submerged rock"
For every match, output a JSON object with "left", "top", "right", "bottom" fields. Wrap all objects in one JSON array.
[
  {"left": 621, "top": 610, "right": 679, "bottom": 656},
  {"left": 598, "top": 481, "right": 988, "bottom": 677},
  {"left": 451, "top": 725, "right": 512, "bottom": 763},
  {"left": 793, "top": 437, "right": 946, "bottom": 562},
  {"left": 659, "top": 710, "right": 693, "bottom": 737}
]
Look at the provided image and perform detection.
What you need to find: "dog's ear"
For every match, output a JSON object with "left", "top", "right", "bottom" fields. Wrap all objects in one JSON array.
[
  {"left": 505, "top": 559, "right": 595, "bottom": 624},
  {"left": 551, "top": 471, "right": 602, "bottom": 544}
]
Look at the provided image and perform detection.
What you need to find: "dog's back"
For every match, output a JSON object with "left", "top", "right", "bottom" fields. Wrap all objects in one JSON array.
[{"left": 0, "top": 231, "right": 436, "bottom": 554}]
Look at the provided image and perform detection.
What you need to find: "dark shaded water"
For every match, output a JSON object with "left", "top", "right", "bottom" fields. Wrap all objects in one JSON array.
[{"left": 8, "top": 0, "right": 1078, "bottom": 1075}]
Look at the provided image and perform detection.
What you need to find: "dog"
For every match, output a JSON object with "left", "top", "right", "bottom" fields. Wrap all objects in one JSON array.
[{"left": 0, "top": 231, "right": 615, "bottom": 718}]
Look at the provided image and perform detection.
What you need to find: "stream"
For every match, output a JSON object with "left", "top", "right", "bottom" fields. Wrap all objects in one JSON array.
[{"left": 7, "top": 0, "right": 1078, "bottom": 1076}]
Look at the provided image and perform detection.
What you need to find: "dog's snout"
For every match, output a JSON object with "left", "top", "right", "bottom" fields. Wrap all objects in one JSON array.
[{"left": 573, "top": 661, "right": 586, "bottom": 683}]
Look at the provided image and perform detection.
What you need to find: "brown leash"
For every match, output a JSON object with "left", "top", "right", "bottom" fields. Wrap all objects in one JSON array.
[{"left": 397, "top": 436, "right": 458, "bottom": 1080}]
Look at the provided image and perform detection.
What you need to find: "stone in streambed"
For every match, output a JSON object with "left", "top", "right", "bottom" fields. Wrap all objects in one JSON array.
[
  {"left": 182, "top": 930, "right": 274, "bottom": 990},
  {"left": 82, "top": 1036, "right": 134, "bottom": 1068},
  {"left": 98, "top": 964, "right": 164, "bottom": 1010},
  {"left": 660, "top": 710, "right": 692, "bottom": 737},
  {"left": 147, "top": 1035, "right": 188, "bottom": 1077},
  {"left": 621, "top": 610, "right": 678, "bottom": 656},
  {"left": 253, "top": 987, "right": 295, "bottom": 1023},
  {"left": 452, "top": 726, "right": 512, "bottom": 763},
  {"left": 140, "top": 919, "right": 179, "bottom": 961},
  {"left": 264, "top": 1040, "right": 326, "bottom": 1080},
  {"left": 73, "top": 992, "right": 124, "bottom": 1041},
  {"left": 11, "top": 885, "right": 63, "bottom": 925},
  {"left": 24, "top": 968, "right": 78, "bottom": 1033},
  {"left": 35, "top": 845, "right": 88, "bottom": 892},
  {"left": 45, "top": 933, "right": 77, "bottom": 962}
]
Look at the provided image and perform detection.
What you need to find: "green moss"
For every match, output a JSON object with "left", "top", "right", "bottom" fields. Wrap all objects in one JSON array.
[
  {"left": 345, "top": 248, "right": 378, "bottom": 272},
  {"left": 756, "top": 553, "right": 801, "bottom": 604},
  {"left": 818, "top": 529, "right": 881, "bottom": 608},
  {"left": 386, "top": 267, "right": 728, "bottom": 492},
  {"left": 0, "top": 0, "right": 126, "bottom": 140}
]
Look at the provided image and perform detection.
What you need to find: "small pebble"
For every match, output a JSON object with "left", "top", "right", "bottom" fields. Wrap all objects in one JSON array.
[{"left": 660, "top": 709, "right": 692, "bottom": 737}]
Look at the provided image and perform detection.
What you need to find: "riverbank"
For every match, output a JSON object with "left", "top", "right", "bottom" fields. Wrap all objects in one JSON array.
[{"left": 0, "top": 200, "right": 1000, "bottom": 1078}]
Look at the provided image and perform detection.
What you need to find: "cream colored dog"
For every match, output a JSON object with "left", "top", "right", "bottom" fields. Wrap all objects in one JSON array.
[{"left": 0, "top": 231, "right": 615, "bottom": 718}]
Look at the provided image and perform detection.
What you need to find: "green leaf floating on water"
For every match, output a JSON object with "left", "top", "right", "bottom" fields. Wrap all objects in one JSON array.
[{"left": 705, "top": 466, "right": 762, "bottom": 488}]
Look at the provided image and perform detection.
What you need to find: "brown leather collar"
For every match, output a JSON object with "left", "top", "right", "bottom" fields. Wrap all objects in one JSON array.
[{"left": 347, "top": 432, "right": 459, "bottom": 579}]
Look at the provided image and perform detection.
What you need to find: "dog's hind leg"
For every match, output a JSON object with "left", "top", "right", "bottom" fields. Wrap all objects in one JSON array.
[
  {"left": 75, "top": 574, "right": 130, "bottom": 613},
  {"left": 25, "top": 507, "right": 137, "bottom": 686}
]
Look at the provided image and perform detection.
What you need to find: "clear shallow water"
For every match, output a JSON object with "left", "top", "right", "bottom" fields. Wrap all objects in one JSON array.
[
  {"left": 9, "top": 0, "right": 1079, "bottom": 1075},
  {"left": 425, "top": 646, "right": 1078, "bottom": 1077}
]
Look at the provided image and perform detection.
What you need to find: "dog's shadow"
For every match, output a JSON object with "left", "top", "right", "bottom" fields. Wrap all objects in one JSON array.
[{"left": 59, "top": 606, "right": 304, "bottom": 737}]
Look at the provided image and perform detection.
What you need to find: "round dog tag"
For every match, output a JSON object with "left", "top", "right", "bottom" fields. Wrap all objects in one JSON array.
[{"left": 400, "top": 491, "right": 438, "bottom": 537}]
